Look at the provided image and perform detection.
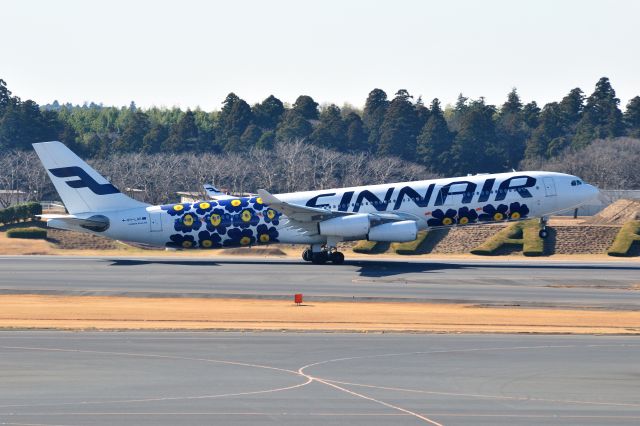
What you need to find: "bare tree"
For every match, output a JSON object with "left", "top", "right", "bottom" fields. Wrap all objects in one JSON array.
[{"left": 521, "top": 137, "right": 640, "bottom": 189}]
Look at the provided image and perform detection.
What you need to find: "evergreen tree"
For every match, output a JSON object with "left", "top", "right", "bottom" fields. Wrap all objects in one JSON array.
[
  {"left": 559, "top": 88, "right": 584, "bottom": 128},
  {"left": 162, "top": 110, "right": 199, "bottom": 152},
  {"left": 217, "top": 93, "right": 253, "bottom": 150},
  {"left": 309, "top": 104, "right": 347, "bottom": 149},
  {"left": 0, "top": 103, "right": 22, "bottom": 150},
  {"left": 232, "top": 124, "right": 262, "bottom": 151},
  {"left": 362, "top": 88, "right": 389, "bottom": 151},
  {"left": 343, "top": 112, "right": 368, "bottom": 151},
  {"left": 447, "top": 93, "right": 469, "bottom": 133},
  {"left": 450, "top": 99, "right": 498, "bottom": 173},
  {"left": 495, "top": 89, "right": 527, "bottom": 169},
  {"left": 292, "top": 95, "right": 319, "bottom": 120},
  {"left": 414, "top": 96, "right": 431, "bottom": 132},
  {"left": 522, "top": 101, "right": 541, "bottom": 129},
  {"left": 142, "top": 122, "right": 168, "bottom": 153},
  {"left": 275, "top": 110, "right": 312, "bottom": 141},
  {"left": 114, "top": 111, "right": 150, "bottom": 152},
  {"left": 574, "top": 77, "right": 624, "bottom": 148},
  {"left": 525, "top": 102, "right": 564, "bottom": 159},
  {"left": 256, "top": 130, "right": 275, "bottom": 150},
  {"left": 253, "top": 95, "right": 284, "bottom": 129},
  {"left": 624, "top": 96, "right": 640, "bottom": 138},
  {"left": 377, "top": 89, "right": 420, "bottom": 159},
  {"left": 0, "top": 79, "right": 13, "bottom": 116},
  {"left": 416, "top": 98, "right": 454, "bottom": 174}
]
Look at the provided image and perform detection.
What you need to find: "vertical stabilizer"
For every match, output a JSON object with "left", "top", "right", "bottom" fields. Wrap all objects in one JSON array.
[{"left": 33, "top": 141, "right": 149, "bottom": 214}]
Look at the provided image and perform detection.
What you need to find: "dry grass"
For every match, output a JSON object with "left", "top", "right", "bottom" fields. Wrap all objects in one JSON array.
[
  {"left": 1, "top": 295, "right": 639, "bottom": 334},
  {"left": 0, "top": 232, "right": 54, "bottom": 255}
]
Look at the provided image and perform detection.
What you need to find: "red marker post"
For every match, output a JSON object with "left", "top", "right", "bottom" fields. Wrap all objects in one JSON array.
[{"left": 294, "top": 293, "right": 303, "bottom": 305}]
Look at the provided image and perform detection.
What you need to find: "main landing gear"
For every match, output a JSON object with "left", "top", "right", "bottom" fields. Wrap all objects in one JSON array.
[
  {"left": 539, "top": 216, "right": 549, "bottom": 239},
  {"left": 302, "top": 246, "right": 344, "bottom": 265}
]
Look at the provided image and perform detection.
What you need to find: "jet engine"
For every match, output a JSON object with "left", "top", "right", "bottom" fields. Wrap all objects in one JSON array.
[
  {"left": 368, "top": 220, "right": 417, "bottom": 242},
  {"left": 318, "top": 214, "right": 370, "bottom": 238}
]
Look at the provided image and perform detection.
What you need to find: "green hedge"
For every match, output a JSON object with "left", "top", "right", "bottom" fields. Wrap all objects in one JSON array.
[
  {"left": 608, "top": 221, "right": 640, "bottom": 257},
  {"left": 6, "top": 227, "right": 47, "bottom": 239},
  {"left": 0, "top": 202, "right": 42, "bottom": 225},
  {"left": 471, "top": 220, "right": 544, "bottom": 256},
  {"left": 352, "top": 240, "right": 379, "bottom": 254},
  {"left": 391, "top": 231, "right": 428, "bottom": 255}
]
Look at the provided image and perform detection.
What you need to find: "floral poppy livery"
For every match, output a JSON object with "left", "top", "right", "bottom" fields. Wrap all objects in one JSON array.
[
  {"left": 225, "top": 227, "right": 255, "bottom": 246},
  {"left": 263, "top": 208, "right": 281, "bottom": 225},
  {"left": 197, "top": 230, "right": 222, "bottom": 249},
  {"left": 249, "top": 196, "right": 265, "bottom": 211},
  {"left": 166, "top": 233, "right": 196, "bottom": 249},
  {"left": 427, "top": 208, "right": 457, "bottom": 227},
  {"left": 174, "top": 212, "right": 202, "bottom": 233},
  {"left": 204, "top": 208, "right": 227, "bottom": 234},
  {"left": 233, "top": 209, "right": 260, "bottom": 228},
  {"left": 256, "top": 224, "right": 279, "bottom": 243},
  {"left": 456, "top": 206, "right": 478, "bottom": 225},
  {"left": 479, "top": 204, "right": 509, "bottom": 222},
  {"left": 195, "top": 201, "right": 216, "bottom": 215},
  {"left": 508, "top": 202, "right": 530, "bottom": 220},
  {"left": 221, "top": 198, "right": 248, "bottom": 213},
  {"left": 161, "top": 203, "right": 191, "bottom": 216}
]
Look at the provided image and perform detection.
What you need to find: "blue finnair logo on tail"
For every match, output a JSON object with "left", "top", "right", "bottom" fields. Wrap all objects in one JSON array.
[{"left": 48, "top": 166, "right": 120, "bottom": 195}]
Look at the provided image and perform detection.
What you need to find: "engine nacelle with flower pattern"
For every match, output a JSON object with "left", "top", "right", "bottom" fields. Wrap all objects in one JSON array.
[
  {"left": 368, "top": 220, "right": 418, "bottom": 242},
  {"left": 318, "top": 214, "right": 370, "bottom": 238}
]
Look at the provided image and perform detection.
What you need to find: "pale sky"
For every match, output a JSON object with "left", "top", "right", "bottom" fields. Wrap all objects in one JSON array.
[{"left": 3, "top": 0, "right": 639, "bottom": 111}]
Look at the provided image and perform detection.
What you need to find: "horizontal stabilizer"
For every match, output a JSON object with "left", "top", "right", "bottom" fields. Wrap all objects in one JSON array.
[{"left": 39, "top": 214, "right": 110, "bottom": 233}]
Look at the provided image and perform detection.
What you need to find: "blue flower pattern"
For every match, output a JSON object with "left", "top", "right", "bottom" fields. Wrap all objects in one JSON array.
[
  {"left": 164, "top": 196, "right": 280, "bottom": 248},
  {"left": 427, "top": 203, "right": 530, "bottom": 228},
  {"left": 164, "top": 195, "right": 530, "bottom": 248}
]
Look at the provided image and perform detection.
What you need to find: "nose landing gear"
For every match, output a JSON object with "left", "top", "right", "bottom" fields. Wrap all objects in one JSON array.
[{"left": 539, "top": 216, "right": 549, "bottom": 239}]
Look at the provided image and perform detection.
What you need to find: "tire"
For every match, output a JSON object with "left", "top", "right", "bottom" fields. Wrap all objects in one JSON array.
[
  {"left": 330, "top": 252, "right": 345, "bottom": 265},
  {"left": 539, "top": 229, "right": 549, "bottom": 239},
  {"left": 302, "top": 249, "right": 313, "bottom": 262},
  {"left": 311, "top": 252, "right": 328, "bottom": 264}
]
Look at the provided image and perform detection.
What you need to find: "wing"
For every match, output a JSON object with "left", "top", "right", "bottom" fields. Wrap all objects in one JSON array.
[
  {"left": 257, "top": 189, "right": 348, "bottom": 222},
  {"left": 257, "top": 189, "right": 420, "bottom": 235}
]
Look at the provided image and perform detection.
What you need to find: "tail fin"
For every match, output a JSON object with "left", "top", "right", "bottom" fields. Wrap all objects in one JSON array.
[{"left": 33, "top": 141, "right": 149, "bottom": 214}]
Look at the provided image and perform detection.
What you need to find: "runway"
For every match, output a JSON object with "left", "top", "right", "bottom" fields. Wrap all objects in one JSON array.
[
  {"left": 0, "top": 331, "right": 638, "bottom": 425},
  {"left": 0, "top": 256, "right": 639, "bottom": 309}
]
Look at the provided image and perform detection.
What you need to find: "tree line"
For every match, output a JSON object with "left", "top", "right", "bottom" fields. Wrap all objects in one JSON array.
[
  {"left": 2, "top": 137, "right": 639, "bottom": 206},
  {"left": 0, "top": 141, "right": 433, "bottom": 205},
  {"left": 1, "top": 77, "right": 639, "bottom": 177}
]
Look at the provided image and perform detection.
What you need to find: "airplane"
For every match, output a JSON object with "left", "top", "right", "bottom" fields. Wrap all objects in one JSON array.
[
  {"left": 33, "top": 141, "right": 600, "bottom": 264},
  {"left": 203, "top": 184, "right": 235, "bottom": 200}
]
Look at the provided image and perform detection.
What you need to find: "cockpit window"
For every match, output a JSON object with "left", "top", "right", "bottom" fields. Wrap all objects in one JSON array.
[{"left": 571, "top": 180, "right": 584, "bottom": 186}]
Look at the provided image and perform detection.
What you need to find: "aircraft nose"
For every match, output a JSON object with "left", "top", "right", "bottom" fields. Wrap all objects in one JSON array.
[{"left": 584, "top": 184, "right": 600, "bottom": 201}]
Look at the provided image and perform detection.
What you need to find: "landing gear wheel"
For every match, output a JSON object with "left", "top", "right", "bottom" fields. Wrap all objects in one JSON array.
[
  {"left": 302, "top": 248, "right": 313, "bottom": 262},
  {"left": 329, "top": 251, "right": 345, "bottom": 265},
  {"left": 311, "top": 252, "right": 329, "bottom": 264},
  {"left": 539, "top": 228, "right": 549, "bottom": 239}
]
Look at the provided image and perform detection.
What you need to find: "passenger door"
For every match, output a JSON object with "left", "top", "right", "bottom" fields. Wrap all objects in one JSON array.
[
  {"left": 543, "top": 177, "right": 557, "bottom": 197},
  {"left": 149, "top": 212, "right": 163, "bottom": 232}
]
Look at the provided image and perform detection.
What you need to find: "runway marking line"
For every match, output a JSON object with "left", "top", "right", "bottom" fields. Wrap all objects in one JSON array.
[{"left": 2, "top": 342, "right": 639, "bottom": 424}]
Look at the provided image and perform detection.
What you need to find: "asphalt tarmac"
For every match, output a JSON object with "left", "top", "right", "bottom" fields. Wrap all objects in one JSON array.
[
  {"left": 0, "top": 332, "right": 638, "bottom": 425},
  {"left": 0, "top": 255, "right": 639, "bottom": 309}
]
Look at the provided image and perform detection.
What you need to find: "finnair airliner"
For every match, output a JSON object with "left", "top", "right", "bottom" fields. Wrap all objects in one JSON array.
[{"left": 33, "top": 141, "right": 599, "bottom": 264}]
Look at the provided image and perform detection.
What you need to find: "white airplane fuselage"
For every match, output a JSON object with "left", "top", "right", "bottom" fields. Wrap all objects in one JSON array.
[{"left": 70, "top": 171, "right": 598, "bottom": 250}]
